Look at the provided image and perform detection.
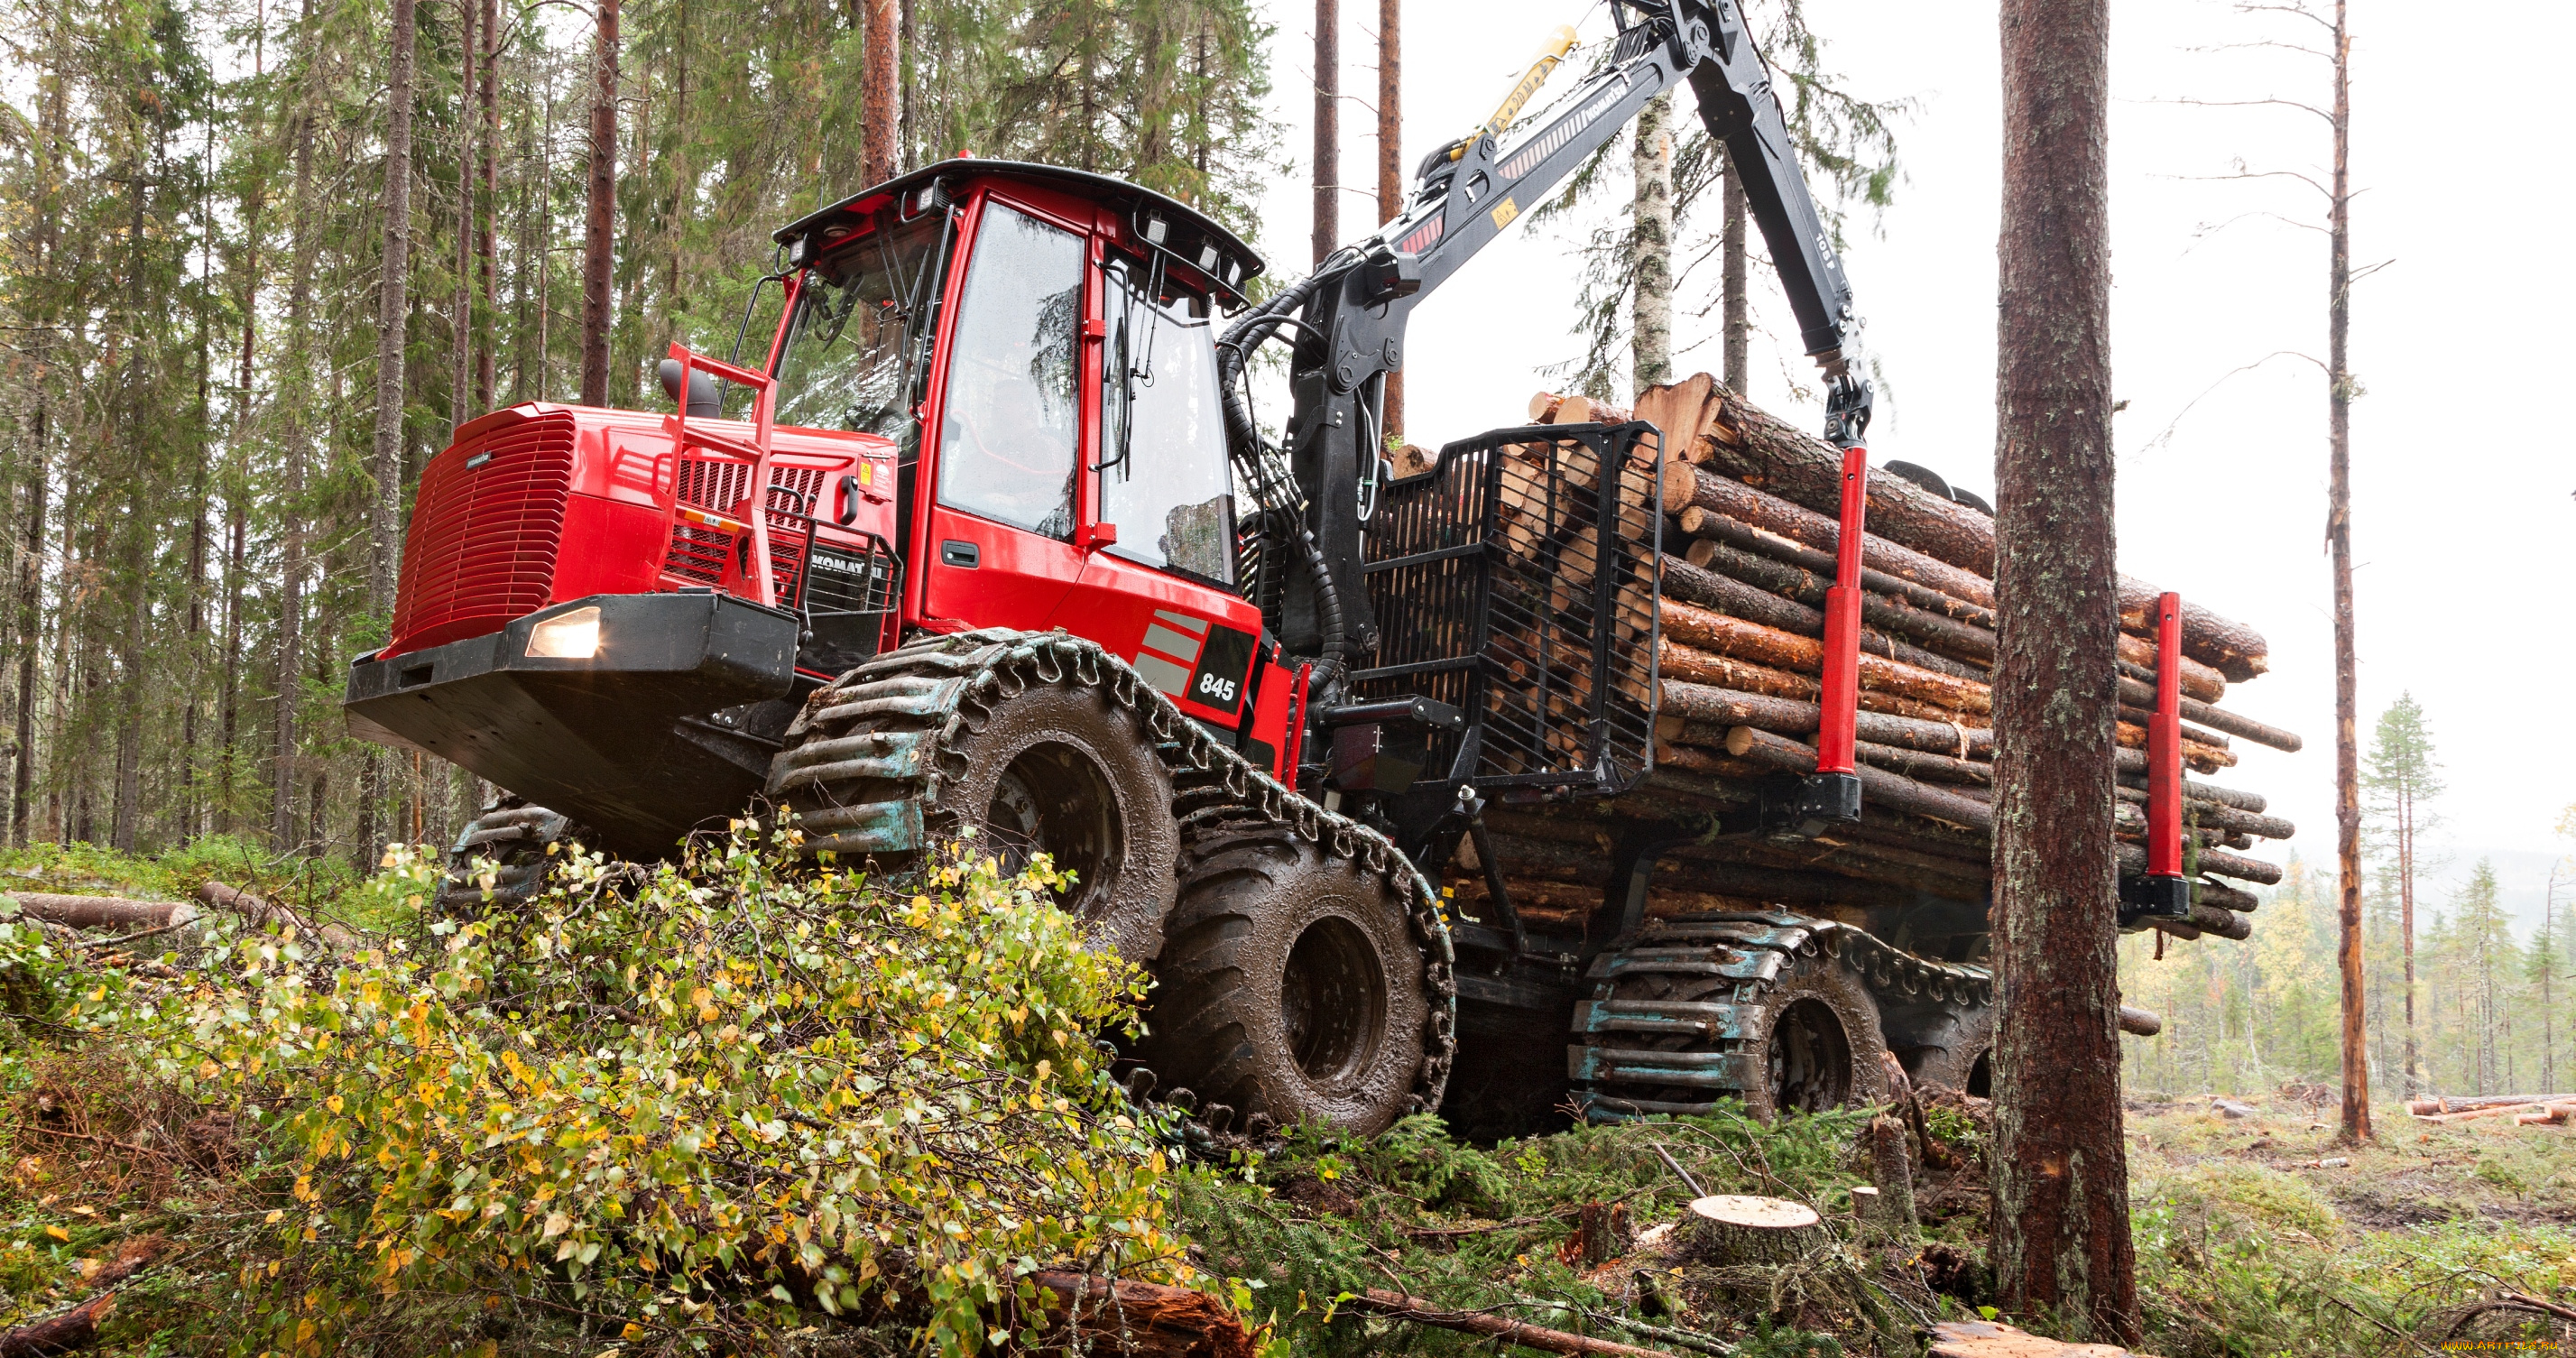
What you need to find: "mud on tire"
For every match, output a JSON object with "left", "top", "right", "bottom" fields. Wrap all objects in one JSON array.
[{"left": 1142, "top": 827, "right": 1434, "bottom": 1137}]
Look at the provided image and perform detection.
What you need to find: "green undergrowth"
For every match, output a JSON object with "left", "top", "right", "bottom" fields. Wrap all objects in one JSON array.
[
  {"left": 1175, "top": 1104, "right": 1953, "bottom": 1354},
  {"left": 0, "top": 827, "right": 1254, "bottom": 1356},
  {"left": 0, "top": 836, "right": 387, "bottom": 928}
]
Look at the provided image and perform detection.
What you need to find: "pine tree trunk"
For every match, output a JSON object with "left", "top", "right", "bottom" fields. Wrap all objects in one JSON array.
[
  {"left": 1376, "top": 0, "right": 1401, "bottom": 439},
  {"left": 2400, "top": 786, "right": 2417, "bottom": 1096},
  {"left": 579, "top": 0, "right": 619, "bottom": 406},
  {"left": 475, "top": 0, "right": 497, "bottom": 409},
  {"left": 1312, "top": 0, "right": 1337, "bottom": 267},
  {"left": 454, "top": 0, "right": 476, "bottom": 430},
  {"left": 1720, "top": 146, "right": 1748, "bottom": 396},
  {"left": 1986, "top": 0, "right": 2137, "bottom": 1342},
  {"left": 373, "top": 0, "right": 418, "bottom": 614},
  {"left": 1630, "top": 91, "right": 1674, "bottom": 396},
  {"left": 12, "top": 48, "right": 62, "bottom": 848},
  {"left": 2328, "top": 0, "right": 2371, "bottom": 1144},
  {"left": 274, "top": 77, "right": 317, "bottom": 851},
  {"left": 863, "top": 0, "right": 898, "bottom": 182}
]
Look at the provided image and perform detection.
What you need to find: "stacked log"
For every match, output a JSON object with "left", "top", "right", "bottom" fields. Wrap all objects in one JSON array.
[{"left": 1437, "top": 378, "right": 2294, "bottom": 948}]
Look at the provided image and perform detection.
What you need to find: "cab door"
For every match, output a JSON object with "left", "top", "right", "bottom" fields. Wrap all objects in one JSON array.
[{"left": 919, "top": 193, "right": 1099, "bottom": 631}]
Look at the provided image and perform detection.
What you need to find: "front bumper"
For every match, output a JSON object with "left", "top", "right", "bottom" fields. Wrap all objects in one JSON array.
[{"left": 346, "top": 591, "right": 801, "bottom": 856}]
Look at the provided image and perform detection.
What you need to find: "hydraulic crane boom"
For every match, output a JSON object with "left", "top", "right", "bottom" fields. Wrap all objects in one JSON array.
[{"left": 1223, "top": 0, "right": 1872, "bottom": 676}]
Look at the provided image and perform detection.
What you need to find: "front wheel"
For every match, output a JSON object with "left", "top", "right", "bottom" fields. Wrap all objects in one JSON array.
[{"left": 1141, "top": 827, "right": 1439, "bottom": 1136}]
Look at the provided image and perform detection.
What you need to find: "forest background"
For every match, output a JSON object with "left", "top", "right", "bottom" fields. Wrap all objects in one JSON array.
[{"left": 1, "top": 0, "right": 2570, "bottom": 1102}]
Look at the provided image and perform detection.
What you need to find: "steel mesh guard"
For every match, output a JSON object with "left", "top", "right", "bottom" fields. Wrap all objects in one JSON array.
[{"left": 1354, "top": 421, "right": 1661, "bottom": 794}]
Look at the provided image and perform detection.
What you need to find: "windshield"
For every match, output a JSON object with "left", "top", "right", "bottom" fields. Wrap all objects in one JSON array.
[
  {"left": 1101, "top": 259, "right": 1233, "bottom": 583},
  {"left": 771, "top": 213, "right": 946, "bottom": 438}
]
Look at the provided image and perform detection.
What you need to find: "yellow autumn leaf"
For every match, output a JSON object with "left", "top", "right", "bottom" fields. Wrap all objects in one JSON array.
[{"left": 42, "top": 1225, "right": 68, "bottom": 1242}]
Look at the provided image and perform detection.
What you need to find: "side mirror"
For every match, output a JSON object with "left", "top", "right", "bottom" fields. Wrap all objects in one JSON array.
[{"left": 658, "top": 358, "right": 722, "bottom": 418}]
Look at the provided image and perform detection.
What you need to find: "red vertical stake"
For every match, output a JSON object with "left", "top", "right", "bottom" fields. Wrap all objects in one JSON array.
[
  {"left": 1814, "top": 446, "right": 1868, "bottom": 776},
  {"left": 2148, "top": 590, "right": 2184, "bottom": 880}
]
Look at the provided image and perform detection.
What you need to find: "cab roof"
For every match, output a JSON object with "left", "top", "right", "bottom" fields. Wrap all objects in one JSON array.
[{"left": 772, "top": 159, "right": 1268, "bottom": 309}]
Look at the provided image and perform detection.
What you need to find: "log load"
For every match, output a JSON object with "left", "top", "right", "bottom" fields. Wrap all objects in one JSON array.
[{"left": 1437, "top": 381, "right": 2295, "bottom": 950}]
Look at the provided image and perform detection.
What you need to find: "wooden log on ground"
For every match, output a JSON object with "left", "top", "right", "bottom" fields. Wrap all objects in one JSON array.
[
  {"left": 2405, "top": 1093, "right": 2576, "bottom": 1115},
  {"left": 1722, "top": 725, "right": 1993, "bottom": 831},
  {"left": 1682, "top": 1195, "right": 1826, "bottom": 1265},
  {"left": 1025, "top": 1271, "right": 1254, "bottom": 1358},
  {"left": 1928, "top": 1316, "right": 2169, "bottom": 1358},
  {"left": 2, "top": 893, "right": 197, "bottom": 931},
  {"left": 197, "top": 882, "right": 358, "bottom": 947},
  {"left": 1343, "top": 1290, "right": 1684, "bottom": 1357}
]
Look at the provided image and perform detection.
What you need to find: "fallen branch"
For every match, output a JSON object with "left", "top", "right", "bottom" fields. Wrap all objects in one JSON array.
[
  {"left": 0, "top": 1237, "right": 165, "bottom": 1357},
  {"left": 194, "top": 882, "right": 358, "bottom": 950},
  {"left": 1344, "top": 1289, "right": 1688, "bottom": 1356},
  {"left": 2442, "top": 1290, "right": 2576, "bottom": 1336}
]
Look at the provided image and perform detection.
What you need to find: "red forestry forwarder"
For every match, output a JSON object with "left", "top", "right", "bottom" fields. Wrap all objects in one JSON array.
[{"left": 347, "top": 0, "right": 2208, "bottom": 1136}]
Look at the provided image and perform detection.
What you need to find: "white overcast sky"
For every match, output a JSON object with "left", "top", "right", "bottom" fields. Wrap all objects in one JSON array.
[{"left": 1243, "top": 0, "right": 2576, "bottom": 930}]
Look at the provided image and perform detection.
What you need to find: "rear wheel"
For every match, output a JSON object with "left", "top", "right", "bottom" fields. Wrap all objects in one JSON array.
[{"left": 1142, "top": 828, "right": 1436, "bottom": 1136}]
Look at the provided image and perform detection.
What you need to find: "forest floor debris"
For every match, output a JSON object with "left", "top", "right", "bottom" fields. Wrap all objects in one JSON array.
[{"left": 0, "top": 838, "right": 2563, "bottom": 1355}]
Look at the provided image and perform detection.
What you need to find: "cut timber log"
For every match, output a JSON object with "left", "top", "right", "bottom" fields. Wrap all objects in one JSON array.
[
  {"left": 2406, "top": 1093, "right": 2576, "bottom": 1115},
  {"left": 1343, "top": 1290, "right": 1684, "bottom": 1357},
  {"left": 2112, "top": 672, "right": 2299, "bottom": 753},
  {"left": 1663, "top": 602, "right": 1993, "bottom": 715},
  {"left": 2, "top": 893, "right": 197, "bottom": 931},
  {"left": 1688, "top": 396, "right": 2268, "bottom": 680},
  {"left": 2119, "top": 1005, "right": 2164, "bottom": 1037},
  {"left": 1723, "top": 725, "right": 1994, "bottom": 831},
  {"left": 1683, "top": 1195, "right": 1826, "bottom": 1266},
  {"left": 1685, "top": 537, "right": 1998, "bottom": 666},
  {"left": 1667, "top": 467, "right": 1999, "bottom": 610},
  {"left": 1682, "top": 514, "right": 1999, "bottom": 629},
  {"left": 1660, "top": 559, "right": 1987, "bottom": 681},
  {"left": 1655, "top": 683, "right": 1992, "bottom": 758},
  {"left": 1024, "top": 1272, "right": 1253, "bottom": 1358}
]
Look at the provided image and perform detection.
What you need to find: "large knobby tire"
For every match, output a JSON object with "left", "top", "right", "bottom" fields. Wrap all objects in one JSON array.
[
  {"left": 1142, "top": 828, "right": 1434, "bottom": 1136},
  {"left": 436, "top": 799, "right": 586, "bottom": 917},
  {"left": 1577, "top": 922, "right": 1891, "bottom": 1123},
  {"left": 1888, "top": 989, "right": 1993, "bottom": 1097},
  {"left": 935, "top": 681, "right": 1180, "bottom": 964},
  {"left": 1745, "top": 949, "right": 1889, "bottom": 1120}
]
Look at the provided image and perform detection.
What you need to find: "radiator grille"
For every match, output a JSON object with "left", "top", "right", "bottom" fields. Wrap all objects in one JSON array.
[
  {"left": 387, "top": 412, "right": 577, "bottom": 655},
  {"left": 1355, "top": 421, "right": 1661, "bottom": 793},
  {"left": 661, "top": 456, "right": 834, "bottom": 600}
]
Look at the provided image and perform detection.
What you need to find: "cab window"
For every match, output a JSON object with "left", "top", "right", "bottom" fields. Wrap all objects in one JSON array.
[
  {"left": 936, "top": 202, "right": 1085, "bottom": 540},
  {"left": 772, "top": 212, "right": 945, "bottom": 439},
  {"left": 1099, "top": 259, "right": 1233, "bottom": 582}
]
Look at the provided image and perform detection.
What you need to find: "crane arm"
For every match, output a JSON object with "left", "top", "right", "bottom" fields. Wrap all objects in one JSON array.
[{"left": 1235, "top": 0, "right": 1873, "bottom": 668}]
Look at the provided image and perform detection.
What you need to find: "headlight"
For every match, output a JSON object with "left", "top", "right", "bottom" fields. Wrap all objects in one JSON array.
[{"left": 525, "top": 605, "right": 602, "bottom": 659}]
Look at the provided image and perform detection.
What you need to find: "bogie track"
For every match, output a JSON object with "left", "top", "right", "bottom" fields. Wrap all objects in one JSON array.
[
  {"left": 765, "top": 628, "right": 1459, "bottom": 1131},
  {"left": 1571, "top": 912, "right": 1992, "bottom": 1121}
]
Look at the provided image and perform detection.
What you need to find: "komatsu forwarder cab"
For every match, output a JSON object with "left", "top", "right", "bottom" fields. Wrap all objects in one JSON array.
[{"left": 347, "top": 162, "right": 1281, "bottom": 858}]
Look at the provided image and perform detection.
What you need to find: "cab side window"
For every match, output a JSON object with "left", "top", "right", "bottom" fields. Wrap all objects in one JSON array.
[{"left": 937, "top": 203, "right": 1085, "bottom": 539}]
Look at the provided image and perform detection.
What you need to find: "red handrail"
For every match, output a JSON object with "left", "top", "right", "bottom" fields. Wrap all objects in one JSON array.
[
  {"left": 1814, "top": 445, "right": 1868, "bottom": 779},
  {"left": 667, "top": 341, "right": 780, "bottom": 607},
  {"left": 2148, "top": 591, "right": 2184, "bottom": 882}
]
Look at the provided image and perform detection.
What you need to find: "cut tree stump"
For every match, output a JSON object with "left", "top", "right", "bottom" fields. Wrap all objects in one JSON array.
[
  {"left": 1865, "top": 1115, "right": 1917, "bottom": 1243},
  {"left": 1682, "top": 1195, "right": 1824, "bottom": 1265},
  {"left": 1574, "top": 1199, "right": 1634, "bottom": 1266}
]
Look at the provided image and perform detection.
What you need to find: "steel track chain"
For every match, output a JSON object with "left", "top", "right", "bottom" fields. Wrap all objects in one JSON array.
[
  {"left": 768, "top": 627, "right": 1459, "bottom": 1116},
  {"left": 1569, "top": 910, "right": 1991, "bottom": 1120}
]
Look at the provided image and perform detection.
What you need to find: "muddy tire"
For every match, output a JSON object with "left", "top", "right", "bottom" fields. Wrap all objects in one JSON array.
[
  {"left": 437, "top": 799, "right": 586, "bottom": 917},
  {"left": 1141, "top": 827, "right": 1435, "bottom": 1136},
  {"left": 933, "top": 680, "right": 1179, "bottom": 963},
  {"left": 1888, "top": 987, "right": 1994, "bottom": 1097},
  {"left": 1572, "top": 915, "right": 1892, "bottom": 1122}
]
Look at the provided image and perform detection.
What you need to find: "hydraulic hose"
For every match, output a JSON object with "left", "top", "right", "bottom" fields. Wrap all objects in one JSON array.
[{"left": 1216, "top": 262, "right": 1357, "bottom": 678}]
